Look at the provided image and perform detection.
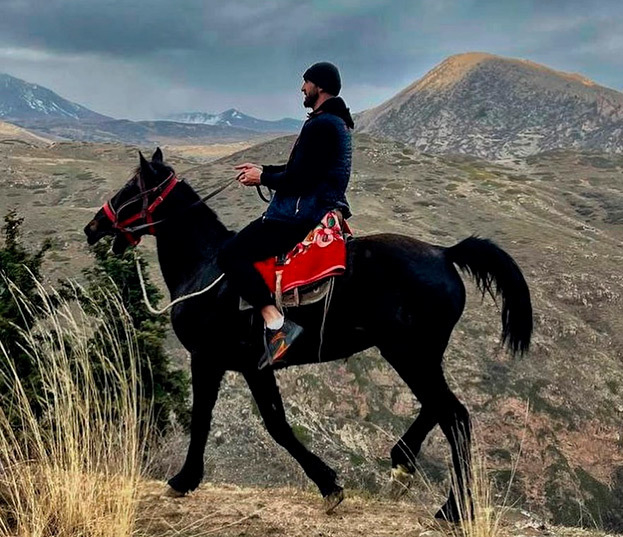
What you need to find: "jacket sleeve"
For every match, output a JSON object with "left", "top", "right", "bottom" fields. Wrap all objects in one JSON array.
[
  {"left": 261, "top": 164, "right": 286, "bottom": 175},
  {"left": 260, "top": 119, "right": 336, "bottom": 194}
]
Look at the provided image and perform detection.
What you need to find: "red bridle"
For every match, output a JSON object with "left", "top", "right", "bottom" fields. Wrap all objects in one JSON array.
[{"left": 101, "top": 171, "right": 179, "bottom": 246}]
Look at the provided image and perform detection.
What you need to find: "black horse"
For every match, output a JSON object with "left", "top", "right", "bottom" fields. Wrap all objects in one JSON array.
[{"left": 84, "top": 148, "right": 532, "bottom": 520}]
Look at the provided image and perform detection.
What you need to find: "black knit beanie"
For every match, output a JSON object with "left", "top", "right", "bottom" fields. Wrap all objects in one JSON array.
[{"left": 303, "top": 62, "right": 341, "bottom": 96}]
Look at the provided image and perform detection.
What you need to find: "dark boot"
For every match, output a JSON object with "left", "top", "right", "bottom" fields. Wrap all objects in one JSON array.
[{"left": 258, "top": 319, "right": 303, "bottom": 369}]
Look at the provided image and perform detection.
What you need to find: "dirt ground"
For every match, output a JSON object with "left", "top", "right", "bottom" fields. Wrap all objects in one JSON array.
[
  {"left": 138, "top": 481, "right": 428, "bottom": 537},
  {"left": 136, "top": 481, "right": 608, "bottom": 537}
]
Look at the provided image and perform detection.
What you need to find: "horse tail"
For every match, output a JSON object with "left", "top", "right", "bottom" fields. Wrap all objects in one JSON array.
[{"left": 446, "top": 236, "right": 533, "bottom": 355}]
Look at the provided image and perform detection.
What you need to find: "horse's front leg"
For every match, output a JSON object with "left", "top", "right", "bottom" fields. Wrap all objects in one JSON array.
[
  {"left": 244, "top": 368, "right": 344, "bottom": 513},
  {"left": 168, "top": 353, "right": 224, "bottom": 495}
]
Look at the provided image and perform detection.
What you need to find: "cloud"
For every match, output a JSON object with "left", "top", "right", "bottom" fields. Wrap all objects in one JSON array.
[{"left": 0, "top": 0, "right": 622, "bottom": 118}]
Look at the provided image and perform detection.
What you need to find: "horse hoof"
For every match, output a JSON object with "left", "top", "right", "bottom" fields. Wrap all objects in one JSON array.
[
  {"left": 389, "top": 464, "right": 414, "bottom": 499},
  {"left": 165, "top": 485, "right": 187, "bottom": 498},
  {"left": 323, "top": 488, "right": 344, "bottom": 514}
]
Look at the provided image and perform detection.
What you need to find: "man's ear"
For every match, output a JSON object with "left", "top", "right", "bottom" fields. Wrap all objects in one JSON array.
[{"left": 152, "top": 147, "right": 163, "bottom": 163}]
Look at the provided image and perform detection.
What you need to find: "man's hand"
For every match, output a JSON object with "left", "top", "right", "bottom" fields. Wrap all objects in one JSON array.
[{"left": 235, "top": 163, "right": 262, "bottom": 186}]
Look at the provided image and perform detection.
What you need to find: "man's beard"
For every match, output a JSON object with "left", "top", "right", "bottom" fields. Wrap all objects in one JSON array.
[{"left": 303, "top": 89, "right": 318, "bottom": 108}]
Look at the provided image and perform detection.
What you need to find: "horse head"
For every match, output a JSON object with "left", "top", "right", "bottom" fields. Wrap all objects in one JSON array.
[{"left": 84, "top": 147, "right": 178, "bottom": 255}]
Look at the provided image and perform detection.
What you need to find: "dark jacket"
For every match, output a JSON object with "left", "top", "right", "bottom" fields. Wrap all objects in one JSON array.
[{"left": 260, "top": 97, "right": 354, "bottom": 225}]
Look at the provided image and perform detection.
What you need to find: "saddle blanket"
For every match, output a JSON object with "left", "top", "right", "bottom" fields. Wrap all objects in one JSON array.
[{"left": 254, "top": 211, "right": 348, "bottom": 294}]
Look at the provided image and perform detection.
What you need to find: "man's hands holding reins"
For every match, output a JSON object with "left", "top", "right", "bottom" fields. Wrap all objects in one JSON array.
[{"left": 235, "top": 163, "right": 262, "bottom": 186}]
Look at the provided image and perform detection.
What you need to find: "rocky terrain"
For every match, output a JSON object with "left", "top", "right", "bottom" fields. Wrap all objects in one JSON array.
[
  {"left": 1, "top": 127, "right": 622, "bottom": 532},
  {"left": 356, "top": 52, "right": 623, "bottom": 159}
]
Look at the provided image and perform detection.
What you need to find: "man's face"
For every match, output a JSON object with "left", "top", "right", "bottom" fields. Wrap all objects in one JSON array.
[{"left": 301, "top": 79, "right": 320, "bottom": 108}]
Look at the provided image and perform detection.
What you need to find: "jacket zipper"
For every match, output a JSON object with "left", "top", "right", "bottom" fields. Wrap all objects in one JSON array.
[{"left": 295, "top": 196, "right": 301, "bottom": 215}]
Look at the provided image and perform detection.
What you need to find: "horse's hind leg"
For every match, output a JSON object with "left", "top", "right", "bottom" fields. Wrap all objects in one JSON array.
[
  {"left": 381, "top": 343, "right": 472, "bottom": 522},
  {"left": 244, "top": 368, "right": 344, "bottom": 513},
  {"left": 379, "top": 349, "right": 441, "bottom": 495},
  {"left": 434, "top": 379, "right": 473, "bottom": 522}
]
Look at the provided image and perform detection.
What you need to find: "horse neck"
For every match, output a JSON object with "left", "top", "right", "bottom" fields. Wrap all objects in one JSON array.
[{"left": 155, "top": 182, "right": 232, "bottom": 298}]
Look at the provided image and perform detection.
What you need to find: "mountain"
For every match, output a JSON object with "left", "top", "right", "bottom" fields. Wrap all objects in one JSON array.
[
  {"left": 0, "top": 73, "right": 111, "bottom": 122},
  {"left": 167, "top": 108, "right": 302, "bottom": 133},
  {"left": 356, "top": 52, "right": 623, "bottom": 159},
  {"left": 0, "top": 74, "right": 283, "bottom": 144},
  {"left": 14, "top": 117, "right": 268, "bottom": 145}
]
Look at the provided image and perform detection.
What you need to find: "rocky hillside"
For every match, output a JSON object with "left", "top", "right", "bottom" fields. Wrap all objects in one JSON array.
[
  {"left": 1, "top": 133, "right": 622, "bottom": 531},
  {"left": 356, "top": 52, "right": 623, "bottom": 159},
  {"left": 0, "top": 73, "right": 111, "bottom": 122}
]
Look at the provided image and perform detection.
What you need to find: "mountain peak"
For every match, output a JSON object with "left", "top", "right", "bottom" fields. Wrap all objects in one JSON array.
[
  {"left": 412, "top": 52, "right": 599, "bottom": 94},
  {"left": 166, "top": 109, "right": 302, "bottom": 133},
  {"left": 357, "top": 53, "right": 623, "bottom": 159},
  {"left": 0, "top": 72, "right": 110, "bottom": 122}
]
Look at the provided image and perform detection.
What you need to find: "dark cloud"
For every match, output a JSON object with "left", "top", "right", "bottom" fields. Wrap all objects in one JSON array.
[{"left": 0, "top": 0, "right": 622, "bottom": 119}]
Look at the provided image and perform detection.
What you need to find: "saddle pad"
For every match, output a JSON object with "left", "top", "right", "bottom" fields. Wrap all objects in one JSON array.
[
  {"left": 254, "top": 211, "right": 347, "bottom": 294},
  {"left": 239, "top": 279, "right": 333, "bottom": 311}
]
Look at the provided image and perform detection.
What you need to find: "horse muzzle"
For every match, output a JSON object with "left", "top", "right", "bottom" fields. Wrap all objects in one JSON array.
[{"left": 84, "top": 219, "right": 109, "bottom": 245}]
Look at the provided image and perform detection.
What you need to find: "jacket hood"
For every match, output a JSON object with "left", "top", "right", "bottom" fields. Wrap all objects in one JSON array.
[{"left": 310, "top": 97, "right": 355, "bottom": 129}]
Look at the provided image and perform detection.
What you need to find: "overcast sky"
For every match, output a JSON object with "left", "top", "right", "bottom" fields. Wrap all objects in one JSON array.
[{"left": 1, "top": 0, "right": 622, "bottom": 121}]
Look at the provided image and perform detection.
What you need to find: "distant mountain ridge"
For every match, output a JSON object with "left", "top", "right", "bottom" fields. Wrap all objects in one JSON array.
[
  {"left": 0, "top": 73, "right": 111, "bottom": 122},
  {"left": 167, "top": 109, "right": 302, "bottom": 133},
  {"left": 12, "top": 117, "right": 267, "bottom": 145},
  {"left": 356, "top": 52, "right": 623, "bottom": 159},
  {"left": 0, "top": 73, "right": 296, "bottom": 144}
]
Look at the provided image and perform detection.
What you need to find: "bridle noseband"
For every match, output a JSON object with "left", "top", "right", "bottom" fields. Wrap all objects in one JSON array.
[{"left": 101, "top": 171, "right": 179, "bottom": 246}]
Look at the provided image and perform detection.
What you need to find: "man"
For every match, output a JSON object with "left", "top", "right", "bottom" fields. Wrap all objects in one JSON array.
[{"left": 218, "top": 61, "right": 354, "bottom": 368}]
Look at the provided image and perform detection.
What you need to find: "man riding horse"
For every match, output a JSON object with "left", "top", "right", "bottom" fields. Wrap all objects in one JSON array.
[{"left": 218, "top": 61, "right": 355, "bottom": 368}]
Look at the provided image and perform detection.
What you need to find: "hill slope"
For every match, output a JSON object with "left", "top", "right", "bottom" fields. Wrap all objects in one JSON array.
[
  {"left": 357, "top": 52, "right": 623, "bottom": 159},
  {"left": 1, "top": 137, "right": 622, "bottom": 530},
  {"left": 0, "top": 120, "right": 52, "bottom": 146}
]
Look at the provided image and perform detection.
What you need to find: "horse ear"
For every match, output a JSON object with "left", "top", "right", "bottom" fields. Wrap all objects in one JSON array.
[
  {"left": 139, "top": 151, "right": 154, "bottom": 176},
  {"left": 152, "top": 147, "right": 163, "bottom": 163}
]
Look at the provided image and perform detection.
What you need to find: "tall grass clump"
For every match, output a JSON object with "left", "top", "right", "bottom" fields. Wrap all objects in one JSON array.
[
  {"left": 0, "top": 277, "right": 151, "bottom": 537},
  {"left": 447, "top": 440, "right": 506, "bottom": 537}
]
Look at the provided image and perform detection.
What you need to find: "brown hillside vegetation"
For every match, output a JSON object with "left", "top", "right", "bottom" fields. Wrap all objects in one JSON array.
[
  {"left": 1, "top": 132, "right": 622, "bottom": 531},
  {"left": 0, "top": 120, "right": 52, "bottom": 146}
]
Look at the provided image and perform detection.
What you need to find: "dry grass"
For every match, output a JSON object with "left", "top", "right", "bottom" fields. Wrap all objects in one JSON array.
[{"left": 0, "top": 278, "right": 150, "bottom": 537}]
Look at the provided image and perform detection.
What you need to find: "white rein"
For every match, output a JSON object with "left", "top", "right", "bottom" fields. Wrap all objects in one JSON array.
[{"left": 134, "top": 252, "right": 225, "bottom": 315}]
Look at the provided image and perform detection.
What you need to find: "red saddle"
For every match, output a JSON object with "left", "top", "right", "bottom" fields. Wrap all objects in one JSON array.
[{"left": 254, "top": 211, "right": 349, "bottom": 294}]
